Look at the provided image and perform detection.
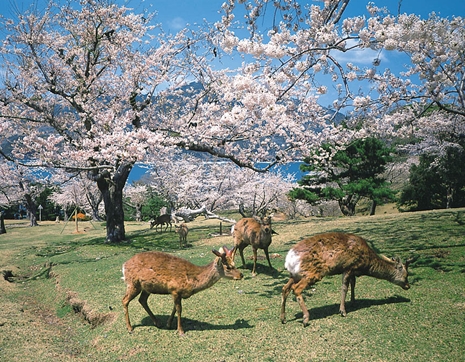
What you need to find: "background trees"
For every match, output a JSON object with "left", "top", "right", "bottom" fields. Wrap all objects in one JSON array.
[
  {"left": 399, "top": 148, "right": 465, "bottom": 211},
  {"left": 1, "top": 0, "right": 464, "bottom": 239},
  {"left": 290, "top": 137, "right": 395, "bottom": 216}
]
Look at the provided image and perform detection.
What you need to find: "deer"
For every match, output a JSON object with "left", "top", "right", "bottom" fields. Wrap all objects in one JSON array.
[
  {"left": 122, "top": 246, "right": 243, "bottom": 336},
  {"left": 280, "top": 232, "right": 413, "bottom": 326},
  {"left": 150, "top": 214, "right": 173, "bottom": 232},
  {"left": 175, "top": 223, "right": 189, "bottom": 248},
  {"left": 232, "top": 216, "right": 273, "bottom": 276}
]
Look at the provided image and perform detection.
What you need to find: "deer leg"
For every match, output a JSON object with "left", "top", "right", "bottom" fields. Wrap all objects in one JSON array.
[
  {"left": 239, "top": 246, "right": 247, "bottom": 268},
  {"left": 172, "top": 294, "right": 184, "bottom": 336},
  {"left": 280, "top": 277, "right": 295, "bottom": 324},
  {"left": 350, "top": 275, "right": 356, "bottom": 302},
  {"left": 251, "top": 248, "right": 258, "bottom": 276},
  {"left": 340, "top": 272, "right": 353, "bottom": 316},
  {"left": 263, "top": 247, "right": 273, "bottom": 269},
  {"left": 293, "top": 279, "right": 312, "bottom": 327},
  {"left": 138, "top": 290, "right": 160, "bottom": 328},
  {"left": 122, "top": 285, "right": 141, "bottom": 332}
]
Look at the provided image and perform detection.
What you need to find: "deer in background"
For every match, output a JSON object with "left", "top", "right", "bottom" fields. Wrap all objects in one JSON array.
[
  {"left": 122, "top": 246, "right": 243, "bottom": 336},
  {"left": 281, "top": 232, "right": 413, "bottom": 326},
  {"left": 150, "top": 214, "right": 173, "bottom": 232},
  {"left": 175, "top": 223, "right": 189, "bottom": 248},
  {"left": 232, "top": 216, "right": 273, "bottom": 276}
]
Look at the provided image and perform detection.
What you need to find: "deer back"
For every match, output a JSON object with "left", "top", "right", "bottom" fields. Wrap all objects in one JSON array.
[
  {"left": 234, "top": 216, "right": 272, "bottom": 248},
  {"left": 287, "top": 232, "right": 410, "bottom": 289},
  {"left": 122, "top": 247, "right": 242, "bottom": 298}
]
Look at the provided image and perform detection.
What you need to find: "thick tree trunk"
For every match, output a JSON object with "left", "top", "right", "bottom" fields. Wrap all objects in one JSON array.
[
  {"left": 96, "top": 162, "right": 133, "bottom": 243},
  {"left": 0, "top": 212, "right": 6, "bottom": 234},
  {"left": 369, "top": 199, "right": 377, "bottom": 216}
]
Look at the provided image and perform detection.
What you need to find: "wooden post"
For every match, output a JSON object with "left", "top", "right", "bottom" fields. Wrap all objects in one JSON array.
[{"left": 74, "top": 208, "right": 79, "bottom": 233}]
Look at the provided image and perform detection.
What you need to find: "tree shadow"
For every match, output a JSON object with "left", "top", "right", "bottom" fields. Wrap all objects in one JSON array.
[
  {"left": 135, "top": 315, "right": 253, "bottom": 333},
  {"left": 285, "top": 295, "right": 411, "bottom": 323},
  {"left": 238, "top": 262, "right": 281, "bottom": 278}
]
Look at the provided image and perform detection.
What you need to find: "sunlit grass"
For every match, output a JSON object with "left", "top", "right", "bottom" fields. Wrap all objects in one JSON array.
[{"left": 1, "top": 208, "right": 464, "bottom": 361}]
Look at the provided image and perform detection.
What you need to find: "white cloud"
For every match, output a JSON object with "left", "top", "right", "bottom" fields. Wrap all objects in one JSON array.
[
  {"left": 166, "top": 17, "right": 186, "bottom": 30},
  {"left": 331, "top": 39, "right": 387, "bottom": 66}
]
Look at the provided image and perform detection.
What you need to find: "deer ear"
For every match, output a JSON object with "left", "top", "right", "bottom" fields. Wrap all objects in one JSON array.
[{"left": 212, "top": 249, "right": 222, "bottom": 257}]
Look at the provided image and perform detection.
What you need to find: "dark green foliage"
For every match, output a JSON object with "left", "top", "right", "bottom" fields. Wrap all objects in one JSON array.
[
  {"left": 290, "top": 137, "right": 395, "bottom": 215},
  {"left": 141, "top": 191, "right": 170, "bottom": 219},
  {"left": 399, "top": 149, "right": 465, "bottom": 211}
]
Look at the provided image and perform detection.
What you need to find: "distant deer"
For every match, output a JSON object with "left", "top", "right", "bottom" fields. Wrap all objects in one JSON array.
[
  {"left": 150, "top": 214, "right": 173, "bottom": 232},
  {"left": 175, "top": 223, "right": 189, "bottom": 248},
  {"left": 122, "top": 246, "right": 243, "bottom": 336},
  {"left": 281, "top": 232, "right": 412, "bottom": 326},
  {"left": 232, "top": 216, "right": 273, "bottom": 276}
]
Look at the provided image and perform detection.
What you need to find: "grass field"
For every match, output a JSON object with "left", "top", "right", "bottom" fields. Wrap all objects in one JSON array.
[{"left": 1, "top": 209, "right": 464, "bottom": 361}]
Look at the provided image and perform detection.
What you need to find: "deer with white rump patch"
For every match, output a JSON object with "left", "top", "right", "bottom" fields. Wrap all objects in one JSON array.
[
  {"left": 232, "top": 216, "right": 273, "bottom": 276},
  {"left": 122, "top": 246, "right": 242, "bottom": 336},
  {"left": 281, "top": 232, "right": 412, "bottom": 326}
]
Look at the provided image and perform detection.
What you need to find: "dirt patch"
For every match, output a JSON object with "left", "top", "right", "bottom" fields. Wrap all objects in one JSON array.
[
  {"left": 0, "top": 278, "right": 85, "bottom": 361},
  {"left": 66, "top": 291, "right": 116, "bottom": 328}
]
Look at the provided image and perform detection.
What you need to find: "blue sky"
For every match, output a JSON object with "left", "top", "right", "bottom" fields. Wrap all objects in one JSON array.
[
  {"left": 1, "top": 1, "right": 463, "bottom": 30},
  {"left": 140, "top": 0, "right": 464, "bottom": 28}
]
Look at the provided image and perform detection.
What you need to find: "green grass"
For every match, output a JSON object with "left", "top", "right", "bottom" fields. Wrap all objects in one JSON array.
[{"left": 1, "top": 210, "right": 464, "bottom": 361}]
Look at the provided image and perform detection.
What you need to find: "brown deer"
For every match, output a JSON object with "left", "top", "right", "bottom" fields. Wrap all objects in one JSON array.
[
  {"left": 280, "top": 232, "right": 412, "bottom": 326},
  {"left": 122, "top": 246, "right": 243, "bottom": 336},
  {"left": 150, "top": 214, "right": 172, "bottom": 232},
  {"left": 232, "top": 216, "right": 273, "bottom": 276},
  {"left": 175, "top": 223, "right": 189, "bottom": 248}
]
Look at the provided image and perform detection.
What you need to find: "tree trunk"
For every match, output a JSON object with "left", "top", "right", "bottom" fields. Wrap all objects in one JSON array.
[
  {"left": 369, "top": 199, "right": 377, "bottom": 216},
  {"left": 135, "top": 204, "right": 142, "bottom": 222},
  {"left": 24, "top": 194, "right": 39, "bottom": 226},
  {"left": 87, "top": 193, "right": 103, "bottom": 221},
  {"left": 95, "top": 162, "right": 133, "bottom": 243},
  {"left": 0, "top": 212, "right": 6, "bottom": 234},
  {"left": 338, "top": 194, "right": 359, "bottom": 216}
]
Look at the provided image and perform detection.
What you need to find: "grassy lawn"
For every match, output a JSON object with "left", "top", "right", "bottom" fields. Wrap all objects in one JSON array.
[{"left": 1, "top": 209, "right": 464, "bottom": 361}]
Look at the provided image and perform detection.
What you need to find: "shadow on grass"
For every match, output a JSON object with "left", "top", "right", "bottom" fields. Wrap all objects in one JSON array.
[
  {"left": 285, "top": 295, "right": 411, "bottom": 323},
  {"left": 81, "top": 223, "right": 231, "bottom": 252},
  {"left": 134, "top": 315, "right": 253, "bottom": 333}
]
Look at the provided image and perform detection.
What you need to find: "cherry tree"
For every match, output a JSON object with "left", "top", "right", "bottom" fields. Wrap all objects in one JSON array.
[
  {"left": 49, "top": 174, "right": 103, "bottom": 221},
  {"left": 0, "top": 0, "right": 201, "bottom": 242},
  {"left": 217, "top": 0, "right": 465, "bottom": 147},
  {"left": 0, "top": 0, "right": 325, "bottom": 242},
  {"left": 0, "top": 161, "right": 49, "bottom": 226},
  {"left": 123, "top": 184, "right": 147, "bottom": 221},
  {"left": 2, "top": 0, "right": 463, "bottom": 241},
  {"left": 147, "top": 154, "right": 296, "bottom": 219}
]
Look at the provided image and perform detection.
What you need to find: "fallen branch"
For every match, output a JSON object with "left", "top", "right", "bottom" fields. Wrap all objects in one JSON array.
[{"left": 175, "top": 205, "right": 236, "bottom": 224}]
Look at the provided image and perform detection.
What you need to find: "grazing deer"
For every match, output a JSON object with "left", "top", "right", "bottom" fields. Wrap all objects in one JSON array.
[
  {"left": 232, "top": 216, "right": 273, "bottom": 276},
  {"left": 122, "top": 246, "right": 243, "bottom": 336},
  {"left": 150, "top": 214, "right": 172, "bottom": 232},
  {"left": 175, "top": 223, "right": 189, "bottom": 248},
  {"left": 280, "top": 232, "right": 412, "bottom": 326}
]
